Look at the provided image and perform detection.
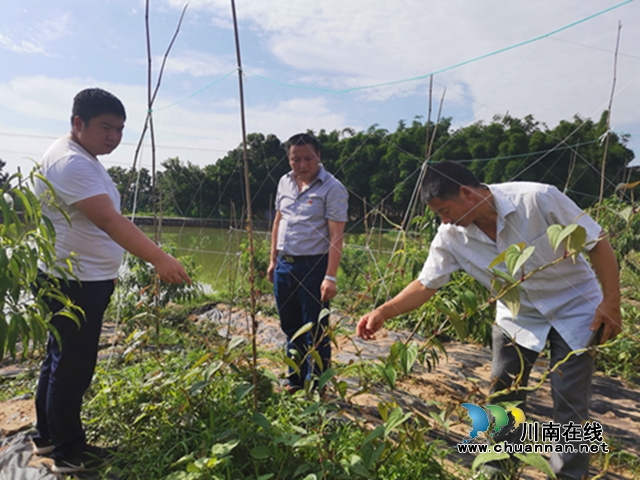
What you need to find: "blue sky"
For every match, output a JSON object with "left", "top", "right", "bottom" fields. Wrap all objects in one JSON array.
[{"left": 1, "top": 0, "right": 639, "bottom": 178}]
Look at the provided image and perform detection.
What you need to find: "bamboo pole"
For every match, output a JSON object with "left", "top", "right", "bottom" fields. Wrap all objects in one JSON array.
[
  {"left": 230, "top": 0, "right": 259, "bottom": 410},
  {"left": 598, "top": 21, "right": 622, "bottom": 217}
]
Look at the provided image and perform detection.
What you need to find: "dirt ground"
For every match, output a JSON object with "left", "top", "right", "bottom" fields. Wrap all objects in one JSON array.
[{"left": 1, "top": 305, "right": 639, "bottom": 479}]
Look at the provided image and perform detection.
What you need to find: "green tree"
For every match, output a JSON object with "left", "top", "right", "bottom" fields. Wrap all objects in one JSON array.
[{"left": 107, "top": 166, "right": 153, "bottom": 214}]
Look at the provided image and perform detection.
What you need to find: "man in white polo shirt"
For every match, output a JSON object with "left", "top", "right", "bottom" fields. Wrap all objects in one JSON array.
[
  {"left": 32, "top": 88, "right": 191, "bottom": 474},
  {"left": 357, "top": 161, "right": 620, "bottom": 479}
]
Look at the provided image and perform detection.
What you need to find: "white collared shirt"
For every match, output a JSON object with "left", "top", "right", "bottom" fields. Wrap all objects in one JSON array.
[{"left": 418, "top": 182, "right": 603, "bottom": 352}]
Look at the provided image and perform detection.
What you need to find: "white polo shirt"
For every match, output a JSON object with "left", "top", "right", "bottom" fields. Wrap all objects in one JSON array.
[
  {"left": 36, "top": 135, "right": 124, "bottom": 281},
  {"left": 418, "top": 182, "right": 604, "bottom": 352}
]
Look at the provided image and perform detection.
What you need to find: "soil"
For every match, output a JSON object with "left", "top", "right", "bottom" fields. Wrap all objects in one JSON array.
[{"left": 1, "top": 303, "right": 638, "bottom": 479}]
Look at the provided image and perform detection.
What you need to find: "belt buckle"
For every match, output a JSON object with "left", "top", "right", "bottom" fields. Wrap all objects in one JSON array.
[{"left": 283, "top": 255, "right": 295, "bottom": 263}]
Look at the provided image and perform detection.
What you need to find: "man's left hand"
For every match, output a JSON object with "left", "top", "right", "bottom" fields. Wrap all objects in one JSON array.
[
  {"left": 320, "top": 279, "right": 337, "bottom": 302},
  {"left": 590, "top": 299, "right": 622, "bottom": 344}
]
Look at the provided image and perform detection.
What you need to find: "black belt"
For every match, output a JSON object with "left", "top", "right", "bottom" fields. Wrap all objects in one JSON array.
[{"left": 279, "top": 254, "right": 326, "bottom": 263}]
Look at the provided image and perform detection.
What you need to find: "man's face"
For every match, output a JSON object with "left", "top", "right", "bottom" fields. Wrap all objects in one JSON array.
[
  {"left": 73, "top": 113, "right": 124, "bottom": 157},
  {"left": 428, "top": 191, "right": 476, "bottom": 227},
  {"left": 288, "top": 144, "right": 321, "bottom": 182}
]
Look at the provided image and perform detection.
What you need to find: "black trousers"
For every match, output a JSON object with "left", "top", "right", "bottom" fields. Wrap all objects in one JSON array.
[{"left": 34, "top": 275, "right": 114, "bottom": 459}]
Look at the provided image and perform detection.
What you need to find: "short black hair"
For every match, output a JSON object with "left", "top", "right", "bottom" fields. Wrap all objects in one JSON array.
[
  {"left": 71, "top": 88, "right": 126, "bottom": 125},
  {"left": 421, "top": 161, "right": 482, "bottom": 203},
  {"left": 284, "top": 133, "right": 320, "bottom": 154}
]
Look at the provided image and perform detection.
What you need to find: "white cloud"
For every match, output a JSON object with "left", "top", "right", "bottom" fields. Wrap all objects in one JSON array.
[
  {"left": 0, "top": 12, "right": 71, "bottom": 55},
  {"left": 160, "top": 51, "right": 236, "bottom": 77},
  {"left": 0, "top": 34, "right": 44, "bottom": 54}
]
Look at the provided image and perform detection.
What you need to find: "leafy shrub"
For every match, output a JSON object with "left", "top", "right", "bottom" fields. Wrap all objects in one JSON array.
[
  {"left": 0, "top": 170, "right": 77, "bottom": 360},
  {"left": 108, "top": 243, "right": 203, "bottom": 324}
]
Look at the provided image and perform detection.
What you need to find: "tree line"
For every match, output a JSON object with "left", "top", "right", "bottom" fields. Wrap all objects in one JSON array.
[{"left": 106, "top": 112, "right": 636, "bottom": 223}]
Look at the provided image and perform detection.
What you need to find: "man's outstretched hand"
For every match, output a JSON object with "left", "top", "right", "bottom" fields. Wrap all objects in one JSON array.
[{"left": 356, "top": 310, "right": 386, "bottom": 340}]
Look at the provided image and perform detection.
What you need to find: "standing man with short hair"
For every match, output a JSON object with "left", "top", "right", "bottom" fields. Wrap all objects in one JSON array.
[
  {"left": 357, "top": 161, "right": 621, "bottom": 479},
  {"left": 32, "top": 88, "right": 191, "bottom": 474},
  {"left": 267, "top": 133, "right": 348, "bottom": 393}
]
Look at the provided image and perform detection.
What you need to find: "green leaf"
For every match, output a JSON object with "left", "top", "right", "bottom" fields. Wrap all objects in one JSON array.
[
  {"left": 547, "top": 224, "right": 564, "bottom": 251},
  {"left": 250, "top": 445, "right": 271, "bottom": 460},
  {"left": 618, "top": 206, "right": 633, "bottom": 223},
  {"left": 204, "top": 360, "right": 224, "bottom": 380},
  {"left": 460, "top": 290, "right": 478, "bottom": 315},
  {"left": 514, "top": 453, "right": 557, "bottom": 478},
  {"left": 252, "top": 412, "right": 271, "bottom": 431},
  {"left": 362, "top": 425, "right": 385, "bottom": 445},
  {"left": 502, "top": 287, "right": 521, "bottom": 318},
  {"left": 164, "top": 472, "right": 198, "bottom": 480},
  {"left": 189, "top": 353, "right": 210, "bottom": 371},
  {"left": 504, "top": 243, "right": 525, "bottom": 274},
  {"left": 292, "top": 434, "right": 320, "bottom": 448},
  {"left": 309, "top": 349, "right": 324, "bottom": 372},
  {"left": 317, "top": 308, "right": 330, "bottom": 322},
  {"left": 0, "top": 317, "right": 8, "bottom": 360},
  {"left": 336, "top": 380, "right": 348, "bottom": 398},
  {"left": 362, "top": 441, "right": 386, "bottom": 469},
  {"left": 448, "top": 313, "right": 468, "bottom": 340},
  {"left": 210, "top": 440, "right": 239, "bottom": 458},
  {"left": 567, "top": 225, "right": 587, "bottom": 260},
  {"left": 549, "top": 224, "right": 578, "bottom": 251},
  {"left": 318, "top": 367, "right": 335, "bottom": 390},
  {"left": 400, "top": 342, "right": 419, "bottom": 375},
  {"left": 291, "top": 322, "right": 313, "bottom": 342},
  {"left": 283, "top": 356, "right": 301, "bottom": 375},
  {"left": 384, "top": 407, "right": 412, "bottom": 437},
  {"left": 188, "top": 380, "right": 209, "bottom": 396},
  {"left": 235, "top": 383, "right": 254, "bottom": 402},
  {"left": 472, "top": 451, "right": 511, "bottom": 471},
  {"left": 511, "top": 245, "right": 535, "bottom": 276},
  {"left": 227, "top": 336, "right": 245, "bottom": 351},
  {"left": 491, "top": 268, "right": 518, "bottom": 284},
  {"left": 488, "top": 249, "right": 508, "bottom": 270},
  {"left": 379, "top": 363, "right": 397, "bottom": 389}
]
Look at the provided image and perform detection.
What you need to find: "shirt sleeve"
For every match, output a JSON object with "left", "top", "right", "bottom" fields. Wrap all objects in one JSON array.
[
  {"left": 47, "top": 155, "right": 109, "bottom": 206},
  {"left": 540, "top": 185, "right": 603, "bottom": 251},
  {"left": 417, "top": 228, "right": 461, "bottom": 289},
  {"left": 325, "top": 181, "right": 348, "bottom": 222},
  {"left": 275, "top": 176, "right": 284, "bottom": 211}
]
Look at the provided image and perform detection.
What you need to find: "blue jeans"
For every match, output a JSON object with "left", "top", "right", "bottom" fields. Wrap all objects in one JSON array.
[
  {"left": 274, "top": 254, "right": 330, "bottom": 387},
  {"left": 34, "top": 275, "right": 114, "bottom": 460}
]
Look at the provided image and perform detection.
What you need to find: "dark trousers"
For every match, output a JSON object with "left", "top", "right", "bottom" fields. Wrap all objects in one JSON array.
[
  {"left": 491, "top": 325, "right": 593, "bottom": 480},
  {"left": 34, "top": 275, "right": 114, "bottom": 459},
  {"left": 273, "top": 255, "right": 330, "bottom": 387}
]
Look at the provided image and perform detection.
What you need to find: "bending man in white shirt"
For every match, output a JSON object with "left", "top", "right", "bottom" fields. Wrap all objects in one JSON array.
[{"left": 357, "top": 161, "right": 620, "bottom": 480}]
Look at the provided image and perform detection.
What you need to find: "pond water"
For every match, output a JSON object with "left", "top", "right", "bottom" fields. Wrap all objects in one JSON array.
[{"left": 140, "top": 225, "right": 400, "bottom": 290}]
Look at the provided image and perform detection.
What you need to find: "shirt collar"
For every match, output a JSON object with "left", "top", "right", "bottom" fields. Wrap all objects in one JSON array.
[
  {"left": 489, "top": 185, "right": 517, "bottom": 235},
  {"left": 287, "top": 165, "right": 327, "bottom": 185},
  {"left": 450, "top": 184, "right": 516, "bottom": 243}
]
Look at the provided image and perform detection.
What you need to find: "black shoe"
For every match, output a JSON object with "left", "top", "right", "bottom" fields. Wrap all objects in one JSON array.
[
  {"left": 51, "top": 445, "right": 114, "bottom": 474},
  {"left": 31, "top": 437, "right": 54, "bottom": 456}
]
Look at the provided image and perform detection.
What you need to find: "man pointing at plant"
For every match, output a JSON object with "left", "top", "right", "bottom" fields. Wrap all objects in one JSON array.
[
  {"left": 32, "top": 88, "right": 191, "bottom": 474},
  {"left": 357, "top": 161, "right": 620, "bottom": 479}
]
